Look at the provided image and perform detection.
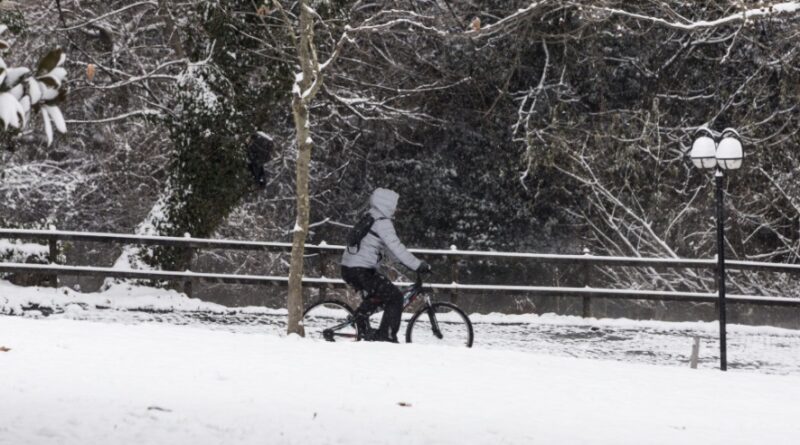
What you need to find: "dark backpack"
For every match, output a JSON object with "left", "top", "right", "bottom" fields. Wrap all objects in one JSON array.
[
  {"left": 246, "top": 132, "right": 273, "bottom": 189},
  {"left": 346, "top": 213, "right": 387, "bottom": 254}
]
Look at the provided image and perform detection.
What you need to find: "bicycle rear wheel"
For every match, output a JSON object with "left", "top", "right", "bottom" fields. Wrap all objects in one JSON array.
[
  {"left": 302, "top": 300, "right": 357, "bottom": 342},
  {"left": 405, "top": 302, "right": 473, "bottom": 347}
]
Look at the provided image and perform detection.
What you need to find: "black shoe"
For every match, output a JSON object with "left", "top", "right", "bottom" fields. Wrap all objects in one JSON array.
[
  {"left": 368, "top": 331, "right": 397, "bottom": 343},
  {"left": 361, "top": 330, "right": 379, "bottom": 342},
  {"left": 355, "top": 319, "right": 369, "bottom": 340}
]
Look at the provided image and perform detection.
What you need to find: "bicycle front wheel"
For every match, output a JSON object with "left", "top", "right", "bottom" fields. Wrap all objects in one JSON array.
[
  {"left": 302, "top": 300, "right": 357, "bottom": 342},
  {"left": 405, "top": 302, "right": 473, "bottom": 347}
]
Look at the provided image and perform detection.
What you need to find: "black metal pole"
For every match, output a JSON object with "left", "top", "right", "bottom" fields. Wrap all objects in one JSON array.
[{"left": 715, "top": 171, "right": 728, "bottom": 371}]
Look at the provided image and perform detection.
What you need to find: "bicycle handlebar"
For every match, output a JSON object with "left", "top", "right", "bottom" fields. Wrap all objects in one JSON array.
[{"left": 414, "top": 270, "right": 431, "bottom": 289}]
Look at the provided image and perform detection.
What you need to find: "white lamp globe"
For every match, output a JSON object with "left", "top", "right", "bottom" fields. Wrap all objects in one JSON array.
[
  {"left": 690, "top": 136, "right": 717, "bottom": 169},
  {"left": 716, "top": 136, "right": 743, "bottom": 170}
]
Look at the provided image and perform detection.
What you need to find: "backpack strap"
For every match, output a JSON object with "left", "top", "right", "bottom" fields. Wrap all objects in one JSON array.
[{"left": 367, "top": 217, "right": 389, "bottom": 239}]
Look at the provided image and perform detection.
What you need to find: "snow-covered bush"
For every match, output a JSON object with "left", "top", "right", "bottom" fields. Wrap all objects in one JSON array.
[
  {"left": 144, "top": 62, "right": 250, "bottom": 270},
  {"left": 0, "top": 239, "right": 48, "bottom": 264},
  {"left": 0, "top": 25, "right": 67, "bottom": 145},
  {"left": 0, "top": 238, "right": 50, "bottom": 285},
  {"left": 0, "top": 238, "right": 68, "bottom": 288}
]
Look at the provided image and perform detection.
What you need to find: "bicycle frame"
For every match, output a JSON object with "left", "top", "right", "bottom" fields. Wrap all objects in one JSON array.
[
  {"left": 401, "top": 274, "right": 443, "bottom": 339},
  {"left": 324, "top": 272, "right": 436, "bottom": 341},
  {"left": 401, "top": 273, "right": 430, "bottom": 309}
]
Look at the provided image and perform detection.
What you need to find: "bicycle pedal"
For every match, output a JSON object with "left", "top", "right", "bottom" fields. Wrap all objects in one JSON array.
[{"left": 322, "top": 329, "right": 335, "bottom": 342}]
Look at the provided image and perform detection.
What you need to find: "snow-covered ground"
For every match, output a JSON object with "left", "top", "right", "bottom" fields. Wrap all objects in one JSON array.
[
  {"left": 2, "top": 280, "right": 800, "bottom": 443},
  {"left": 3, "top": 280, "right": 800, "bottom": 375},
  {"left": 2, "top": 313, "right": 800, "bottom": 444}
]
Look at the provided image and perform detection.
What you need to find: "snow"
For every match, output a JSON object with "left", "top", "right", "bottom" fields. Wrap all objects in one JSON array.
[
  {"left": 3, "top": 67, "right": 29, "bottom": 88},
  {"left": 27, "top": 78, "right": 41, "bottom": 104},
  {"left": 0, "top": 239, "right": 48, "bottom": 260},
  {"left": 0, "top": 92, "right": 23, "bottom": 129},
  {"left": 596, "top": 2, "right": 800, "bottom": 31},
  {"left": 255, "top": 131, "right": 273, "bottom": 141},
  {"left": 3, "top": 278, "right": 800, "bottom": 374},
  {"left": 775, "top": 2, "right": 800, "bottom": 13},
  {"left": 113, "top": 194, "right": 167, "bottom": 272},
  {"left": 1, "top": 279, "right": 800, "bottom": 442},
  {"left": 1, "top": 312, "right": 799, "bottom": 444},
  {"left": 177, "top": 64, "right": 220, "bottom": 112},
  {"left": 44, "top": 105, "right": 67, "bottom": 134},
  {"left": 41, "top": 107, "right": 53, "bottom": 145},
  {"left": 0, "top": 280, "right": 233, "bottom": 315}
]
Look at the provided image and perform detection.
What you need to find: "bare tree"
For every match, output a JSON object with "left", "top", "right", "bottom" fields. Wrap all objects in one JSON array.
[
  {"left": 463, "top": 0, "right": 800, "bottom": 297},
  {"left": 269, "top": 0, "right": 327, "bottom": 335},
  {"left": 264, "top": 0, "right": 465, "bottom": 334}
]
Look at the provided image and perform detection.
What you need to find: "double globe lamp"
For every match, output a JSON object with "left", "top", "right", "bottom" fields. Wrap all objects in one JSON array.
[{"left": 689, "top": 127, "right": 743, "bottom": 371}]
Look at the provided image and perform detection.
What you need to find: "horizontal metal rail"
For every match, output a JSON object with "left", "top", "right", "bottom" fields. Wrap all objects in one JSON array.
[
  {"left": 1, "top": 262, "right": 799, "bottom": 307},
  {"left": 4, "top": 228, "right": 800, "bottom": 312},
  {"left": 3, "top": 228, "right": 797, "bottom": 271},
  {"left": 0, "top": 228, "right": 300, "bottom": 252},
  {"left": 0, "top": 262, "right": 343, "bottom": 287}
]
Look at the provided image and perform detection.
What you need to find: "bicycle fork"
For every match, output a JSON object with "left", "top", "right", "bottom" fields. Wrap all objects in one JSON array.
[{"left": 424, "top": 299, "right": 444, "bottom": 340}]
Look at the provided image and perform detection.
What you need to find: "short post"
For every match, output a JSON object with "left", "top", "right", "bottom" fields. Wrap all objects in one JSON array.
[
  {"left": 690, "top": 336, "right": 700, "bottom": 369},
  {"left": 581, "top": 247, "right": 592, "bottom": 318},
  {"left": 48, "top": 235, "right": 58, "bottom": 288},
  {"left": 449, "top": 245, "right": 459, "bottom": 303}
]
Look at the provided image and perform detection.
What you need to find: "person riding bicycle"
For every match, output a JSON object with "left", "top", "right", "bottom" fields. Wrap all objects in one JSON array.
[{"left": 340, "top": 188, "right": 431, "bottom": 342}]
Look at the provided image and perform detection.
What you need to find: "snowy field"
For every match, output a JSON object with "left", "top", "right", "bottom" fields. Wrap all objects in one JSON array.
[
  {"left": 2, "top": 280, "right": 800, "bottom": 444},
  {"left": 3, "top": 280, "right": 800, "bottom": 375}
]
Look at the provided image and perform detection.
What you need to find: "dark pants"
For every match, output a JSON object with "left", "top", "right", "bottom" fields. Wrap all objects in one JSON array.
[{"left": 341, "top": 266, "right": 403, "bottom": 341}]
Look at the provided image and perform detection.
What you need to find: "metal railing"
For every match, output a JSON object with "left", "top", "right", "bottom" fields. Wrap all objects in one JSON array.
[{"left": 2, "top": 228, "right": 800, "bottom": 315}]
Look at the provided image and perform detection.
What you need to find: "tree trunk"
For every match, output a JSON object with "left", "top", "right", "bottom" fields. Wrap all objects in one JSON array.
[
  {"left": 286, "top": 0, "right": 315, "bottom": 336},
  {"left": 286, "top": 98, "right": 311, "bottom": 336}
]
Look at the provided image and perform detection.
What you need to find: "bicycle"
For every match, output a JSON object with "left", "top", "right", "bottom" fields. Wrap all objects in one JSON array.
[{"left": 302, "top": 273, "right": 474, "bottom": 347}]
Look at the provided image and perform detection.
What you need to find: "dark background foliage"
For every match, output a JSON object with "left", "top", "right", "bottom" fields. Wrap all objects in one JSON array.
[{"left": 2, "top": 1, "right": 800, "bottom": 323}]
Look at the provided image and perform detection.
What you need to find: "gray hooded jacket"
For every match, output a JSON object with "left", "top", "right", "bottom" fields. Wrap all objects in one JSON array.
[{"left": 340, "top": 188, "right": 422, "bottom": 271}]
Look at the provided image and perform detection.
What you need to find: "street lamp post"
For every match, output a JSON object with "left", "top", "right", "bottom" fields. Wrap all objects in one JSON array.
[{"left": 690, "top": 128, "right": 743, "bottom": 372}]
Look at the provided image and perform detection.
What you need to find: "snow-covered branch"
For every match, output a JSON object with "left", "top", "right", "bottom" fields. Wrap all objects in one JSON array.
[
  {"left": 590, "top": 2, "right": 800, "bottom": 31},
  {"left": 464, "top": 1, "right": 550, "bottom": 38},
  {"left": 57, "top": 1, "right": 159, "bottom": 32},
  {"left": 65, "top": 109, "right": 161, "bottom": 125}
]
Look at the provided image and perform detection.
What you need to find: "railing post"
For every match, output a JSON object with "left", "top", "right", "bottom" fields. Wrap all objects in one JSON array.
[
  {"left": 183, "top": 233, "right": 195, "bottom": 298},
  {"left": 48, "top": 228, "right": 58, "bottom": 288},
  {"left": 449, "top": 245, "right": 459, "bottom": 304},
  {"left": 582, "top": 247, "right": 592, "bottom": 318},
  {"left": 319, "top": 242, "right": 331, "bottom": 301}
]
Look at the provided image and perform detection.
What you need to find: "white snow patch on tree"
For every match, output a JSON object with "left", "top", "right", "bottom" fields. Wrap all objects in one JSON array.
[{"left": 0, "top": 33, "right": 68, "bottom": 145}]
